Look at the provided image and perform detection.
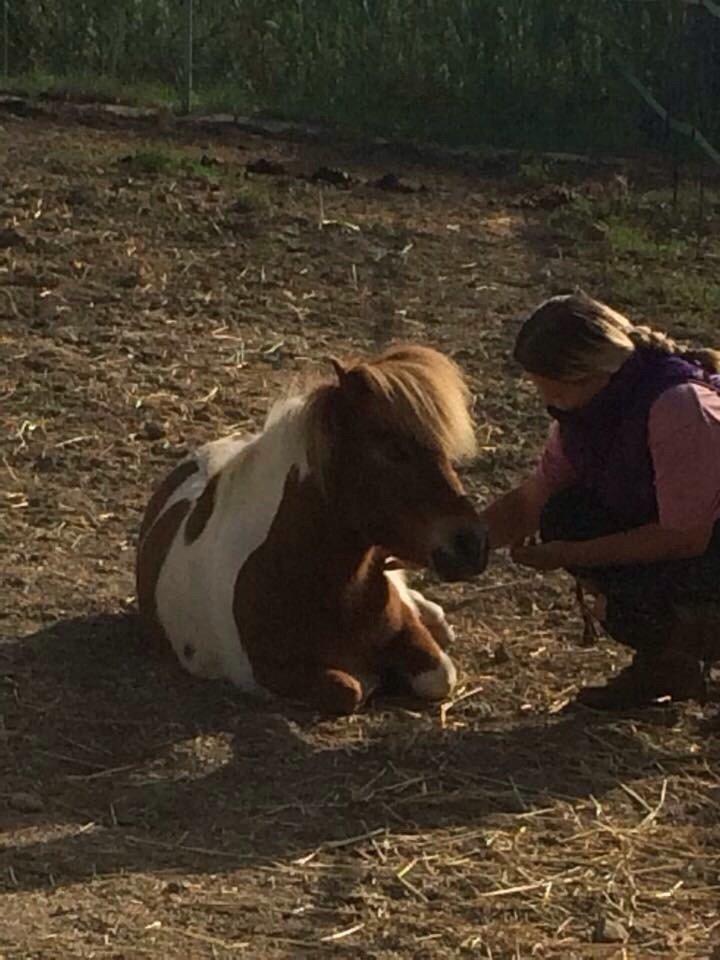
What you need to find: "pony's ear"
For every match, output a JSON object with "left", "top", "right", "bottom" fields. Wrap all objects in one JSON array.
[
  {"left": 334, "top": 363, "right": 374, "bottom": 401},
  {"left": 330, "top": 356, "right": 347, "bottom": 385}
]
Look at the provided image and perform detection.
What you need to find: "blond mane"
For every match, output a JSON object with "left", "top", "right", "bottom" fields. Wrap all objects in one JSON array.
[
  {"left": 275, "top": 343, "right": 475, "bottom": 493},
  {"left": 351, "top": 344, "right": 477, "bottom": 461}
]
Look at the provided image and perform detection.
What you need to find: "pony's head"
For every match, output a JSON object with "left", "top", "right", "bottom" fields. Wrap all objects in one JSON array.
[{"left": 305, "top": 344, "right": 488, "bottom": 581}]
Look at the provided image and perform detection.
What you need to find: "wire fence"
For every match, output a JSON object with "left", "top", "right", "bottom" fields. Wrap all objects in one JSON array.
[{"left": 2, "top": 0, "right": 720, "bottom": 159}]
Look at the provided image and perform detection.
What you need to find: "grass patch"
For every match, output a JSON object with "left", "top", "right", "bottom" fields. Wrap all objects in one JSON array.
[
  {"left": 547, "top": 182, "right": 720, "bottom": 255},
  {"left": 1, "top": 70, "right": 177, "bottom": 108},
  {"left": 614, "top": 264, "right": 720, "bottom": 313},
  {"left": 604, "top": 219, "right": 688, "bottom": 259},
  {"left": 541, "top": 179, "right": 720, "bottom": 338},
  {"left": 118, "top": 147, "right": 223, "bottom": 180},
  {"left": 517, "top": 157, "right": 555, "bottom": 188}
]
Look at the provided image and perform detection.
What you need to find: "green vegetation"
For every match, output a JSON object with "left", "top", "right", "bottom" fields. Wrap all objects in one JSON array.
[
  {"left": 544, "top": 178, "right": 720, "bottom": 330},
  {"left": 114, "top": 146, "right": 272, "bottom": 212},
  {"left": 3, "top": 1, "right": 719, "bottom": 154},
  {"left": 120, "top": 147, "right": 218, "bottom": 178},
  {"left": 2, "top": 70, "right": 177, "bottom": 107}
]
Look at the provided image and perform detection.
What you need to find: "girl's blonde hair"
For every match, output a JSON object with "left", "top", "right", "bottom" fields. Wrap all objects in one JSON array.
[{"left": 513, "top": 292, "right": 720, "bottom": 381}]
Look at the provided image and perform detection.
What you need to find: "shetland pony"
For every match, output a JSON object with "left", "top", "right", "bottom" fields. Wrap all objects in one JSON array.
[{"left": 136, "top": 344, "right": 488, "bottom": 714}]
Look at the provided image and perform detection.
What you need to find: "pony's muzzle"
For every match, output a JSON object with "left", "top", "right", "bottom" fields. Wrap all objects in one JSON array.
[{"left": 431, "top": 525, "right": 489, "bottom": 581}]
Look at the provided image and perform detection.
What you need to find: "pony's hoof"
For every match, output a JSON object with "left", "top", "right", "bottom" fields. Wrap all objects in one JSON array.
[
  {"left": 316, "top": 669, "right": 365, "bottom": 715},
  {"left": 410, "top": 650, "right": 458, "bottom": 700}
]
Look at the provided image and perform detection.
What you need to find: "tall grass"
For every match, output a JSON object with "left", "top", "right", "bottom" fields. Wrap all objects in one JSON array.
[{"left": 4, "top": 0, "right": 719, "bottom": 153}]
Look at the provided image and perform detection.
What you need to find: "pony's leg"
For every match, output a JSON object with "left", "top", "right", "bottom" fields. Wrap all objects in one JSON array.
[
  {"left": 254, "top": 663, "right": 371, "bottom": 716},
  {"left": 406, "top": 588, "right": 456, "bottom": 647},
  {"left": 304, "top": 667, "right": 366, "bottom": 715},
  {"left": 386, "top": 570, "right": 455, "bottom": 648},
  {"left": 383, "top": 619, "right": 458, "bottom": 701}
]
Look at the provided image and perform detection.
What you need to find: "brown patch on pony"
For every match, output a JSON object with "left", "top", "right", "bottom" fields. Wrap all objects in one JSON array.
[
  {"left": 233, "top": 468, "right": 389, "bottom": 702},
  {"left": 232, "top": 466, "right": 450, "bottom": 713},
  {"left": 304, "top": 344, "right": 477, "bottom": 487},
  {"left": 184, "top": 473, "right": 220, "bottom": 545},
  {"left": 136, "top": 498, "right": 191, "bottom": 646},
  {"left": 138, "top": 458, "right": 198, "bottom": 543}
]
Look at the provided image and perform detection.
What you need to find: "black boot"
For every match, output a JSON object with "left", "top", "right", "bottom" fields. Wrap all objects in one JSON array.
[{"left": 576, "top": 649, "right": 706, "bottom": 711}]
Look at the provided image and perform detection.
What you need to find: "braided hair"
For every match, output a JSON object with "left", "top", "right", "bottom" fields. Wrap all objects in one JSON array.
[{"left": 514, "top": 292, "right": 720, "bottom": 379}]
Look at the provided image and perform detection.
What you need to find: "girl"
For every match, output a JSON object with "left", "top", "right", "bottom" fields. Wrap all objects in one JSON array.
[{"left": 484, "top": 292, "right": 720, "bottom": 710}]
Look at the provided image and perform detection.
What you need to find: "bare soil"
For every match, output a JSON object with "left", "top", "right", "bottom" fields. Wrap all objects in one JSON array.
[{"left": 1, "top": 106, "right": 719, "bottom": 959}]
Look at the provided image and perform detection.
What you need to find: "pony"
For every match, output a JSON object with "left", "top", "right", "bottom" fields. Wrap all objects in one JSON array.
[{"left": 135, "top": 344, "right": 488, "bottom": 714}]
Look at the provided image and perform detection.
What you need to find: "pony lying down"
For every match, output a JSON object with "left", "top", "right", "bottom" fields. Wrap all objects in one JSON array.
[{"left": 136, "top": 344, "right": 488, "bottom": 714}]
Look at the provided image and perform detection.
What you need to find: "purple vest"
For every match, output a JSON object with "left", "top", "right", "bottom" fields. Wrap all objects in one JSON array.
[{"left": 549, "top": 350, "right": 720, "bottom": 525}]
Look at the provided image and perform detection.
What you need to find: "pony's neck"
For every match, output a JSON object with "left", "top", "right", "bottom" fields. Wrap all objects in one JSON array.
[
  {"left": 222, "top": 395, "right": 313, "bottom": 490},
  {"left": 225, "top": 392, "right": 385, "bottom": 588},
  {"left": 278, "top": 469, "right": 384, "bottom": 589}
]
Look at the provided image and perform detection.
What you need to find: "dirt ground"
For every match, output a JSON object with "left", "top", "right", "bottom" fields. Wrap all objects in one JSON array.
[{"left": 1, "top": 105, "right": 719, "bottom": 959}]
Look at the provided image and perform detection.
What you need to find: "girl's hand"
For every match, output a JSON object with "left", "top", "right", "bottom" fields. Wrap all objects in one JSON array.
[{"left": 510, "top": 540, "right": 571, "bottom": 571}]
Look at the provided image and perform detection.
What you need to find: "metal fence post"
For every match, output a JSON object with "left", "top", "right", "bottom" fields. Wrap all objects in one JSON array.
[
  {"left": 3, "top": 0, "right": 9, "bottom": 79},
  {"left": 182, "top": 0, "right": 193, "bottom": 114}
]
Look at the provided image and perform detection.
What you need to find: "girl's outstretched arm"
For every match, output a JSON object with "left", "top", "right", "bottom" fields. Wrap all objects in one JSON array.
[{"left": 482, "top": 476, "right": 549, "bottom": 550}]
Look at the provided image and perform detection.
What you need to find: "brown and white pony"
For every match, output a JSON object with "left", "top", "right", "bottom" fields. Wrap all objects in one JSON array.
[{"left": 136, "top": 344, "right": 488, "bottom": 714}]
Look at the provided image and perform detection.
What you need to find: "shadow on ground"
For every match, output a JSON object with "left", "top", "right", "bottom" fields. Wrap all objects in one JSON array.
[{"left": 0, "top": 611, "right": 698, "bottom": 893}]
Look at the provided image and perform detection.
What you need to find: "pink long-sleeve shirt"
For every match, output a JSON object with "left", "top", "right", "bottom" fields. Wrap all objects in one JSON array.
[{"left": 535, "top": 383, "right": 720, "bottom": 530}]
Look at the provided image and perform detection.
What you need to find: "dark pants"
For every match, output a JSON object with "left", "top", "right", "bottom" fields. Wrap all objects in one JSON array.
[{"left": 540, "top": 487, "right": 720, "bottom": 659}]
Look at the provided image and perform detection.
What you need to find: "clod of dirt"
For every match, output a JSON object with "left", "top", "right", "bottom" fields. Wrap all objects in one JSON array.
[
  {"left": 0, "top": 227, "right": 27, "bottom": 248},
  {"left": 9, "top": 790, "right": 45, "bottom": 813},
  {"left": 592, "top": 917, "right": 629, "bottom": 943},
  {"left": 142, "top": 420, "right": 166, "bottom": 441},
  {"left": 35, "top": 292, "right": 65, "bottom": 323},
  {"left": 162, "top": 881, "right": 186, "bottom": 896},
  {"left": 493, "top": 643, "right": 512, "bottom": 664},
  {"left": 0, "top": 95, "right": 44, "bottom": 118},
  {"left": 246, "top": 157, "right": 287, "bottom": 176},
  {"left": 584, "top": 221, "right": 610, "bottom": 241},
  {"left": 520, "top": 185, "right": 579, "bottom": 209},
  {"left": 371, "top": 172, "right": 426, "bottom": 194},
  {"left": 34, "top": 453, "right": 60, "bottom": 473},
  {"left": 309, "top": 166, "right": 354, "bottom": 188},
  {"left": 63, "top": 185, "right": 97, "bottom": 207}
]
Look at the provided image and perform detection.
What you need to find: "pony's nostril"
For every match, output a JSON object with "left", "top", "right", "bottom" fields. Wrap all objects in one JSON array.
[
  {"left": 432, "top": 529, "right": 488, "bottom": 582},
  {"left": 453, "top": 529, "right": 486, "bottom": 566}
]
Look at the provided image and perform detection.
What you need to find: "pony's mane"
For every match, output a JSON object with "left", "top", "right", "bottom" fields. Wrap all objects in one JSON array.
[
  {"left": 262, "top": 345, "right": 477, "bottom": 489},
  {"left": 346, "top": 344, "right": 477, "bottom": 462}
]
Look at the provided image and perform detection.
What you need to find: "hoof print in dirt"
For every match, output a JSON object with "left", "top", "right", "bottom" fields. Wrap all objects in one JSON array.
[
  {"left": 245, "top": 157, "right": 287, "bottom": 176},
  {"left": 309, "top": 166, "right": 354, "bottom": 188},
  {"left": 371, "top": 172, "right": 426, "bottom": 194}
]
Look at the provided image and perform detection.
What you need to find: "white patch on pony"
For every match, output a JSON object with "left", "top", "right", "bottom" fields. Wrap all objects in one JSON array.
[
  {"left": 410, "top": 648, "right": 458, "bottom": 700},
  {"left": 385, "top": 570, "right": 455, "bottom": 646},
  {"left": 385, "top": 569, "right": 458, "bottom": 698},
  {"left": 153, "top": 399, "right": 317, "bottom": 691}
]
